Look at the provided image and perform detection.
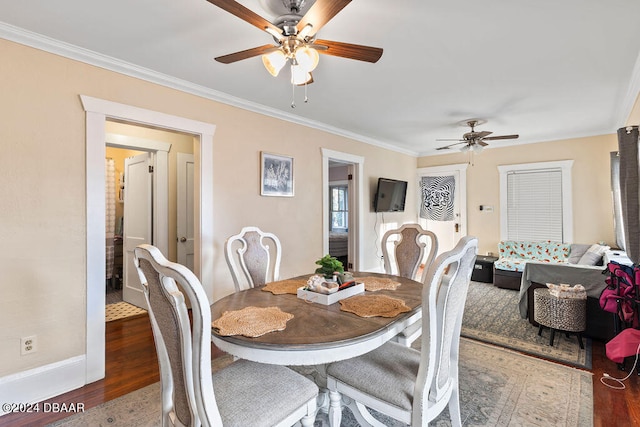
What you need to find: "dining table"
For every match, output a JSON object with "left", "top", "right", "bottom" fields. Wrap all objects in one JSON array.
[{"left": 210, "top": 272, "right": 424, "bottom": 366}]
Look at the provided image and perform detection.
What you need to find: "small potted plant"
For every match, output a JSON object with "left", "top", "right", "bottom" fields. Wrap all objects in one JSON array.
[{"left": 315, "top": 254, "right": 344, "bottom": 281}]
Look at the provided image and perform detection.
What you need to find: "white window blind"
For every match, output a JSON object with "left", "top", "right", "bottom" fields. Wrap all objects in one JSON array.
[{"left": 506, "top": 168, "right": 563, "bottom": 241}]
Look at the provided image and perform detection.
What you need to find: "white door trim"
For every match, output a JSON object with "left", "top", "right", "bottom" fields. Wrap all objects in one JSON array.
[
  {"left": 82, "top": 95, "right": 215, "bottom": 383},
  {"left": 321, "top": 148, "right": 364, "bottom": 271}
]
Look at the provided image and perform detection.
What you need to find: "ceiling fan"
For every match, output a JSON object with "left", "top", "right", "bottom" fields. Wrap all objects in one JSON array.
[
  {"left": 207, "top": 0, "right": 383, "bottom": 87},
  {"left": 436, "top": 120, "right": 519, "bottom": 152}
]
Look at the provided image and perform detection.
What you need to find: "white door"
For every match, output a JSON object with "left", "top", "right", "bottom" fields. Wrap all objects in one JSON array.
[
  {"left": 123, "top": 152, "right": 152, "bottom": 309},
  {"left": 417, "top": 164, "right": 468, "bottom": 255},
  {"left": 177, "top": 153, "right": 195, "bottom": 271}
]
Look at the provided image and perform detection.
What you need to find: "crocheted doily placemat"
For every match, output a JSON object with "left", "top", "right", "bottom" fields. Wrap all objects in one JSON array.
[
  {"left": 212, "top": 306, "right": 294, "bottom": 337},
  {"left": 355, "top": 276, "right": 402, "bottom": 292},
  {"left": 339, "top": 294, "right": 411, "bottom": 318},
  {"left": 261, "top": 278, "right": 308, "bottom": 295}
]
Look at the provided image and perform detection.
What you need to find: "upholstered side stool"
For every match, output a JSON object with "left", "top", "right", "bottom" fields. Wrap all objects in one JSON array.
[{"left": 533, "top": 288, "right": 587, "bottom": 349}]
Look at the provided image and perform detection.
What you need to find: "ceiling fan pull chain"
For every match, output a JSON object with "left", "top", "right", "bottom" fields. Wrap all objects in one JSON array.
[
  {"left": 304, "top": 81, "right": 309, "bottom": 103},
  {"left": 291, "top": 83, "right": 296, "bottom": 108}
]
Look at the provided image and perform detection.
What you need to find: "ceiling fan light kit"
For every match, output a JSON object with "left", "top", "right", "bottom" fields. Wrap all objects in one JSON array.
[
  {"left": 208, "top": 0, "right": 383, "bottom": 106},
  {"left": 261, "top": 34, "right": 319, "bottom": 79},
  {"left": 471, "top": 144, "right": 484, "bottom": 153},
  {"left": 262, "top": 50, "right": 287, "bottom": 76}
]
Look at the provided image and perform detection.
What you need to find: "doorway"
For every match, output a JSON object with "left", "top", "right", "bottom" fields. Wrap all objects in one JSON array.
[
  {"left": 105, "top": 146, "right": 147, "bottom": 309},
  {"left": 322, "top": 149, "right": 364, "bottom": 271},
  {"left": 82, "top": 95, "right": 215, "bottom": 383},
  {"left": 104, "top": 130, "right": 174, "bottom": 311}
]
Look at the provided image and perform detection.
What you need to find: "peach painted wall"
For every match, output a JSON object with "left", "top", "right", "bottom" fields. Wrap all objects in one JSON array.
[{"left": 0, "top": 38, "right": 417, "bottom": 378}]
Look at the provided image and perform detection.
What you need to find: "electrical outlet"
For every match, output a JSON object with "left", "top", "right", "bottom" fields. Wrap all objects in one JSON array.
[{"left": 21, "top": 335, "right": 37, "bottom": 355}]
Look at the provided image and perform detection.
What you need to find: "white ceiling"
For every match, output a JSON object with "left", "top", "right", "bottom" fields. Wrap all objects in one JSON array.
[{"left": 2, "top": 0, "right": 640, "bottom": 156}]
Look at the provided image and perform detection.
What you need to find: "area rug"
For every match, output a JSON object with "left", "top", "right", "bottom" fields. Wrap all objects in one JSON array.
[
  {"left": 47, "top": 338, "right": 593, "bottom": 427},
  {"left": 105, "top": 302, "right": 147, "bottom": 322},
  {"left": 461, "top": 281, "right": 592, "bottom": 369}
]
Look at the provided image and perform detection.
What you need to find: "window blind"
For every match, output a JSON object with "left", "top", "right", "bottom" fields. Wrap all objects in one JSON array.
[{"left": 506, "top": 169, "right": 563, "bottom": 241}]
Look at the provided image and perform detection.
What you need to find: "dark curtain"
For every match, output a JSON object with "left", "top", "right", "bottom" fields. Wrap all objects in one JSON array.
[{"left": 617, "top": 125, "right": 640, "bottom": 264}]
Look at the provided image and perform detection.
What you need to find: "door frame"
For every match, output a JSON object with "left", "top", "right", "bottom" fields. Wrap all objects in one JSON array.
[
  {"left": 82, "top": 95, "right": 215, "bottom": 383},
  {"left": 416, "top": 163, "right": 468, "bottom": 252},
  {"left": 322, "top": 148, "right": 364, "bottom": 271}
]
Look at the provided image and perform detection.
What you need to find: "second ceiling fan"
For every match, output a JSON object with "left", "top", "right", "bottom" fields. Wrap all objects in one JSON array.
[
  {"left": 207, "top": 0, "right": 383, "bottom": 85},
  {"left": 436, "top": 120, "right": 519, "bottom": 152}
]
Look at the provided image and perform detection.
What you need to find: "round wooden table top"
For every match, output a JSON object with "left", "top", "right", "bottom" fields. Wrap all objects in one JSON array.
[{"left": 210, "top": 272, "right": 423, "bottom": 365}]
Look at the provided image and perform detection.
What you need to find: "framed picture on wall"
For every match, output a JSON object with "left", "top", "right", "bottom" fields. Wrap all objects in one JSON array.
[{"left": 261, "top": 152, "right": 294, "bottom": 197}]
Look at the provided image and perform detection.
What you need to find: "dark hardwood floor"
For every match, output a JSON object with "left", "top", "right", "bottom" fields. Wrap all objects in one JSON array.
[{"left": 0, "top": 313, "right": 638, "bottom": 426}]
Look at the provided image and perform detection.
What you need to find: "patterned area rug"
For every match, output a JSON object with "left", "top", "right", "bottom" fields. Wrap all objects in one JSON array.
[
  {"left": 47, "top": 339, "right": 592, "bottom": 427},
  {"left": 461, "top": 281, "right": 592, "bottom": 369},
  {"left": 105, "top": 302, "right": 147, "bottom": 322}
]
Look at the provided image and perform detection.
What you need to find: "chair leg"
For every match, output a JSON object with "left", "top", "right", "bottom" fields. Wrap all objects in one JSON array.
[
  {"left": 549, "top": 329, "right": 556, "bottom": 346},
  {"left": 300, "top": 414, "right": 315, "bottom": 427},
  {"left": 577, "top": 333, "right": 584, "bottom": 349},
  {"left": 448, "top": 383, "right": 463, "bottom": 427},
  {"left": 328, "top": 390, "right": 342, "bottom": 427},
  {"left": 538, "top": 324, "right": 543, "bottom": 336}
]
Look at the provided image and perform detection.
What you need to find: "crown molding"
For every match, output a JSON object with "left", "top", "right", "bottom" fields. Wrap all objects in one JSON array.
[{"left": 0, "top": 21, "right": 418, "bottom": 157}]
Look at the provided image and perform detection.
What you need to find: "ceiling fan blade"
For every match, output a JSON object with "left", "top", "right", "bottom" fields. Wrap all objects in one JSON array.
[
  {"left": 436, "top": 141, "right": 466, "bottom": 150},
  {"left": 312, "top": 39, "right": 383, "bottom": 63},
  {"left": 483, "top": 134, "right": 519, "bottom": 141},
  {"left": 476, "top": 140, "right": 489, "bottom": 147},
  {"left": 435, "top": 138, "right": 464, "bottom": 142},
  {"left": 296, "top": 0, "right": 352, "bottom": 37},
  {"left": 215, "top": 44, "right": 277, "bottom": 64},
  {"left": 206, "top": 0, "right": 281, "bottom": 35},
  {"left": 475, "top": 131, "right": 493, "bottom": 138}
]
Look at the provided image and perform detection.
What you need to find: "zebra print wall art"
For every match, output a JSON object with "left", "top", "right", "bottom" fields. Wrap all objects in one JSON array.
[{"left": 420, "top": 175, "right": 456, "bottom": 221}]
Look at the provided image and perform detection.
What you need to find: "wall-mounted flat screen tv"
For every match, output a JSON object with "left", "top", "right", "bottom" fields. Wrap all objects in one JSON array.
[{"left": 374, "top": 178, "right": 408, "bottom": 212}]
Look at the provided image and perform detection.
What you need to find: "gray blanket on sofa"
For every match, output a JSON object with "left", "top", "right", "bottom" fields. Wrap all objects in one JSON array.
[{"left": 517, "top": 261, "right": 607, "bottom": 318}]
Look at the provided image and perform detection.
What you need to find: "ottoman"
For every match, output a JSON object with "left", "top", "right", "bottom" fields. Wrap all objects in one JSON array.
[{"left": 533, "top": 287, "right": 587, "bottom": 348}]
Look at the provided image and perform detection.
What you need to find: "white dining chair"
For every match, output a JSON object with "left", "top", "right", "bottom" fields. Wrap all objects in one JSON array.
[
  {"left": 134, "top": 244, "right": 318, "bottom": 427},
  {"left": 326, "top": 236, "right": 478, "bottom": 427},
  {"left": 382, "top": 223, "right": 438, "bottom": 346},
  {"left": 224, "top": 226, "right": 282, "bottom": 291},
  {"left": 381, "top": 223, "right": 438, "bottom": 283}
]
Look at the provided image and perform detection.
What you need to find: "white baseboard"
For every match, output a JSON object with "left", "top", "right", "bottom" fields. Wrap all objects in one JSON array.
[{"left": 0, "top": 355, "right": 86, "bottom": 417}]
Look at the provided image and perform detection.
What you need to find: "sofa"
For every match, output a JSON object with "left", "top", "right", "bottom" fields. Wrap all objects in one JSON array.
[
  {"left": 493, "top": 241, "right": 607, "bottom": 290},
  {"left": 493, "top": 240, "right": 614, "bottom": 341}
]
